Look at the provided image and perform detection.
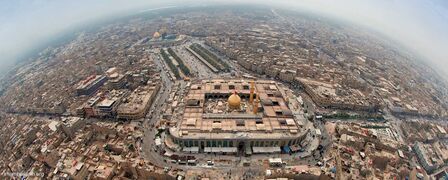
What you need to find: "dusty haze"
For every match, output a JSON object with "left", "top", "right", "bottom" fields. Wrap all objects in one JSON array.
[{"left": 0, "top": 0, "right": 447, "bottom": 77}]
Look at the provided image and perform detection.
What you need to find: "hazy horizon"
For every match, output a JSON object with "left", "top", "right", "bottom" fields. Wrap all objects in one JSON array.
[{"left": 1, "top": 0, "right": 447, "bottom": 78}]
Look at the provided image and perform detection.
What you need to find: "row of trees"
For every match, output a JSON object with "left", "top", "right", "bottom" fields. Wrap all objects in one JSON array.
[
  {"left": 167, "top": 48, "right": 191, "bottom": 76},
  {"left": 190, "top": 43, "right": 230, "bottom": 72},
  {"left": 323, "top": 112, "right": 385, "bottom": 121},
  {"left": 160, "top": 49, "right": 180, "bottom": 79},
  {"left": 198, "top": 44, "right": 231, "bottom": 71}
]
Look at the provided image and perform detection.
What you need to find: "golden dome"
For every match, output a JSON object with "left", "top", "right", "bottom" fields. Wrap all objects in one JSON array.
[
  {"left": 153, "top": 31, "right": 161, "bottom": 38},
  {"left": 228, "top": 92, "right": 241, "bottom": 109}
]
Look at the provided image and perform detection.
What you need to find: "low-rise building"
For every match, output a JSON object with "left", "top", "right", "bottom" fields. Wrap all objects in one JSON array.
[
  {"left": 76, "top": 75, "right": 107, "bottom": 96},
  {"left": 117, "top": 84, "right": 160, "bottom": 120},
  {"left": 61, "top": 117, "right": 85, "bottom": 139},
  {"left": 414, "top": 141, "right": 448, "bottom": 173}
]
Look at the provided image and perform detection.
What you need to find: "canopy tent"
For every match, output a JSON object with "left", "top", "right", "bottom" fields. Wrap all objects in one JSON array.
[{"left": 252, "top": 147, "right": 281, "bottom": 154}]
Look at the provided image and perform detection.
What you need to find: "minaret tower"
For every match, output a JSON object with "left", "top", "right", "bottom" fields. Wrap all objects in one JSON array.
[
  {"left": 249, "top": 81, "right": 255, "bottom": 103},
  {"left": 253, "top": 91, "right": 260, "bottom": 114}
]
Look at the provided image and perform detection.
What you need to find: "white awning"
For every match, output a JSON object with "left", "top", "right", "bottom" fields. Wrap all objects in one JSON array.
[
  {"left": 155, "top": 138, "right": 162, "bottom": 146},
  {"left": 315, "top": 129, "right": 322, "bottom": 136},
  {"left": 164, "top": 151, "right": 173, "bottom": 157},
  {"left": 252, "top": 147, "right": 281, "bottom": 153},
  {"left": 204, "top": 147, "right": 237, "bottom": 153},
  {"left": 268, "top": 158, "right": 283, "bottom": 164},
  {"left": 182, "top": 147, "right": 199, "bottom": 153}
]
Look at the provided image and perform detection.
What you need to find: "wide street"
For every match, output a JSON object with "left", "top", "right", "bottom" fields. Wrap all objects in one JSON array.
[{"left": 141, "top": 52, "right": 173, "bottom": 167}]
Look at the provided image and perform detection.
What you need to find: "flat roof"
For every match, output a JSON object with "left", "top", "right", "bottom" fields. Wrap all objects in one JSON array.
[
  {"left": 171, "top": 79, "right": 307, "bottom": 140},
  {"left": 117, "top": 86, "right": 155, "bottom": 114},
  {"left": 97, "top": 99, "right": 115, "bottom": 108}
]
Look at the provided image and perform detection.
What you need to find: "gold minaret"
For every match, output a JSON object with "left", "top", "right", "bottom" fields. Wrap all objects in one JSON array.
[
  {"left": 249, "top": 81, "right": 255, "bottom": 103},
  {"left": 253, "top": 92, "right": 260, "bottom": 114}
]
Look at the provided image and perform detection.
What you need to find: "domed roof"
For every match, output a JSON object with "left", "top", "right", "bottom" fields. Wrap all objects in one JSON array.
[
  {"left": 228, "top": 92, "right": 241, "bottom": 109},
  {"left": 153, "top": 31, "right": 161, "bottom": 38}
]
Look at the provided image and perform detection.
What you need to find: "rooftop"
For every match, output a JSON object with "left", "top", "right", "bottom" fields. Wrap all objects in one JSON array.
[
  {"left": 172, "top": 79, "right": 306, "bottom": 139},
  {"left": 116, "top": 85, "right": 155, "bottom": 114}
]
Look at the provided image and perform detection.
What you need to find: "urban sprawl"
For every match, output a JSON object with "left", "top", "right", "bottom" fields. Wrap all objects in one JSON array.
[{"left": 0, "top": 6, "right": 448, "bottom": 180}]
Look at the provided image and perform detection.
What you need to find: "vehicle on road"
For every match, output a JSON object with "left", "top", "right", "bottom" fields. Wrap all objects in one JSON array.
[
  {"left": 207, "top": 160, "right": 214, "bottom": 166},
  {"left": 187, "top": 159, "right": 197, "bottom": 166}
]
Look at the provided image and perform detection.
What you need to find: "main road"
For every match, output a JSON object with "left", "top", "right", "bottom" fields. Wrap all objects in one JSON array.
[{"left": 141, "top": 52, "right": 174, "bottom": 167}]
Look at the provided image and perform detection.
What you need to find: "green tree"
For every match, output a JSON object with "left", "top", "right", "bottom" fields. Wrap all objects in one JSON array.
[{"left": 160, "top": 49, "right": 180, "bottom": 79}]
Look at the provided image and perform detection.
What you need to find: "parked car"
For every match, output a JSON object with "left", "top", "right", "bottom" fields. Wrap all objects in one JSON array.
[{"left": 207, "top": 160, "right": 214, "bottom": 166}]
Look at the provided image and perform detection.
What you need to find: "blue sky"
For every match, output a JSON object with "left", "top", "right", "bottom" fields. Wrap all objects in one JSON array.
[{"left": 0, "top": 0, "right": 447, "bottom": 77}]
